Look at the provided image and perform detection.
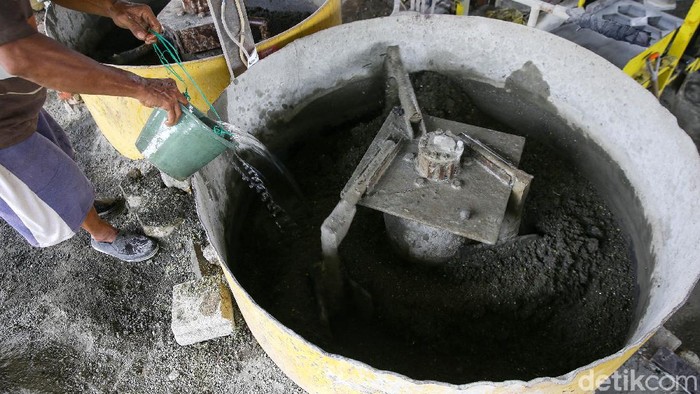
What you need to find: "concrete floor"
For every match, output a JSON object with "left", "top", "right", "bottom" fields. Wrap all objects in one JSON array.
[
  {"left": 667, "top": 282, "right": 700, "bottom": 355},
  {"left": 0, "top": 92, "right": 305, "bottom": 393}
]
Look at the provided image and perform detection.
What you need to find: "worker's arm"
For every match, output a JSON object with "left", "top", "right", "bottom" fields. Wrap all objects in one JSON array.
[
  {"left": 51, "top": 0, "right": 162, "bottom": 44},
  {"left": 0, "top": 33, "right": 187, "bottom": 125}
]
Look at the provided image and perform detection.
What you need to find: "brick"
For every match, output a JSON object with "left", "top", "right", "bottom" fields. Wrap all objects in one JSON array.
[
  {"left": 177, "top": 24, "right": 220, "bottom": 55},
  {"left": 171, "top": 276, "right": 235, "bottom": 346}
]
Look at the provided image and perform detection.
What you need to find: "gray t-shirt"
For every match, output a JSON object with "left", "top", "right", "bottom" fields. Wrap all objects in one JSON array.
[{"left": 0, "top": 0, "right": 48, "bottom": 148}]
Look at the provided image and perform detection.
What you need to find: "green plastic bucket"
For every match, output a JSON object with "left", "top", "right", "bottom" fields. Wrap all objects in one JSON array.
[{"left": 136, "top": 104, "right": 231, "bottom": 180}]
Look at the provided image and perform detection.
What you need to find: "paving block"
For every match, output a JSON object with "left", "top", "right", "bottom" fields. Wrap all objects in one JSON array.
[
  {"left": 651, "top": 347, "right": 700, "bottom": 393},
  {"left": 171, "top": 276, "right": 235, "bottom": 346}
]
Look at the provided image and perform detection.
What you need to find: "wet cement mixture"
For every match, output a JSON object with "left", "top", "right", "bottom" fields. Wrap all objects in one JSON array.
[{"left": 233, "top": 71, "right": 636, "bottom": 383}]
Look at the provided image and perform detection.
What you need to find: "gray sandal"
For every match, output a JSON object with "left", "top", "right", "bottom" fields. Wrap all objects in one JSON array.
[{"left": 91, "top": 232, "right": 159, "bottom": 262}]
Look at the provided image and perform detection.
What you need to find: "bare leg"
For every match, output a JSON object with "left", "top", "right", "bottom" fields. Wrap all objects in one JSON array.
[{"left": 81, "top": 207, "right": 118, "bottom": 242}]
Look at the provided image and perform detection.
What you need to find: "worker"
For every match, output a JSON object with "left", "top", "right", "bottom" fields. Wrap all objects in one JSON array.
[{"left": 0, "top": 0, "right": 188, "bottom": 262}]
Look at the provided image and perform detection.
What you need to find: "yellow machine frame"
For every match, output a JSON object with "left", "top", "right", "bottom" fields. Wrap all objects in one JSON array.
[
  {"left": 472, "top": 0, "right": 699, "bottom": 95},
  {"left": 623, "top": 0, "right": 700, "bottom": 94},
  {"left": 572, "top": 0, "right": 699, "bottom": 93}
]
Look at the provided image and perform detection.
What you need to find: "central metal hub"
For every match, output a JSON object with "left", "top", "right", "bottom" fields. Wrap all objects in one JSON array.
[
  {"left": 318, "top": 45, "right": 533, "bottom": 292},
  {"left": 415, "top": 130, "right": 464, "bottom": 181},
  {"left": 355, "top": 114, "right": 528, "bottom": 245}
]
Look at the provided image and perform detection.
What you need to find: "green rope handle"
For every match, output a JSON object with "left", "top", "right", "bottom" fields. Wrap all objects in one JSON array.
[{"left": 150, "top": 30, "right": 233, "bottom": 140}]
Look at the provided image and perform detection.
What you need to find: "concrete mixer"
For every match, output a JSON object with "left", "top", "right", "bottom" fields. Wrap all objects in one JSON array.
[{"left": 188, "top": 15, "right": 700, "bottom": 393}]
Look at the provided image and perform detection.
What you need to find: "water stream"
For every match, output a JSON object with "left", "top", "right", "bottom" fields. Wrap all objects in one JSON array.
[{"left": 218, "top": 121, "right": 303, "bottom": 231}]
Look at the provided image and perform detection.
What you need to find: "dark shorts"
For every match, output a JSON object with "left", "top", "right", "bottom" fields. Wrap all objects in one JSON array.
[{"left": 0, "top": 110, "right": 94, "bottom": 247}]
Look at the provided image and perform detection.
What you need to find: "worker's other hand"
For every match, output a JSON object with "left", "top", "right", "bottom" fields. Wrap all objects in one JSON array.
[
  {"left": 109, "top": 1, "right": 162, "bottom": 45},
  {"left": 137, "top": 78, "right": 189, "bottom": 126}
]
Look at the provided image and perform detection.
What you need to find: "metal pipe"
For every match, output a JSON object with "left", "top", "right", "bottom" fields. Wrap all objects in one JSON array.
[
  {"left": 528, "top": 6, "right": 541, "bottom": 26},
  {"left": 385, "top": 46, "right": 428, "bottom": 137},
  {"left": 508, "top": 0, "right": 571, "bottom": 27}
]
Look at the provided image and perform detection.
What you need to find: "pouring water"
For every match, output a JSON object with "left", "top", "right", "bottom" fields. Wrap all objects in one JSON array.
[{"left": 217, "top": 121, "right": 304, "bottom": 231}]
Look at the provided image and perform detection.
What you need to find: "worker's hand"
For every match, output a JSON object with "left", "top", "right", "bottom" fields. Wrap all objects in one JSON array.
[
  {"left": 136, "top": 78, "right": 189, "bottom": 126},
  {"left": 109, "top": 0, "right": 162, "bottom": 45}
]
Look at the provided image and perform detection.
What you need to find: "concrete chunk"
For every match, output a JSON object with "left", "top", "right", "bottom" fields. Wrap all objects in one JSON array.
[
  {"left": 160, "top": 171, "right": 192, "bottom": 193},
  {"left": 171, "top": 276, "right": 235, "bottom": 346},
  {"left": 202, "top": 244, "right": 222, "bottom": 265},
  {"left": 189, "top": 240, "right": 220, "bottom": 279}
]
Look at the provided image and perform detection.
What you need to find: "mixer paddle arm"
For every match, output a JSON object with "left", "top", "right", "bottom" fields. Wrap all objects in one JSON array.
[
  {"left": 385, "top": 46, "right": 427, "bottom": 137},
  {"left": 315, "top": 136, "right": 401, "bottom": 326}
]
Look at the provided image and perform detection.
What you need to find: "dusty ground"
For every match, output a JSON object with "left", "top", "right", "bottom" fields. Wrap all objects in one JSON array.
[
  {"left": 1, "top": 0, "right": 699, "bottom": 393},
  {"left": 0, "top": 92, "right": 304, "bottom": 393},
  {"left": 0, "top": 2, "right": 387, "bottom": 392}
]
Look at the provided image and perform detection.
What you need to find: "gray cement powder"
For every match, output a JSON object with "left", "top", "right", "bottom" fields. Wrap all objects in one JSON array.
[{"left": 233, "top": 71, "right": 635, "bottom": 383}]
